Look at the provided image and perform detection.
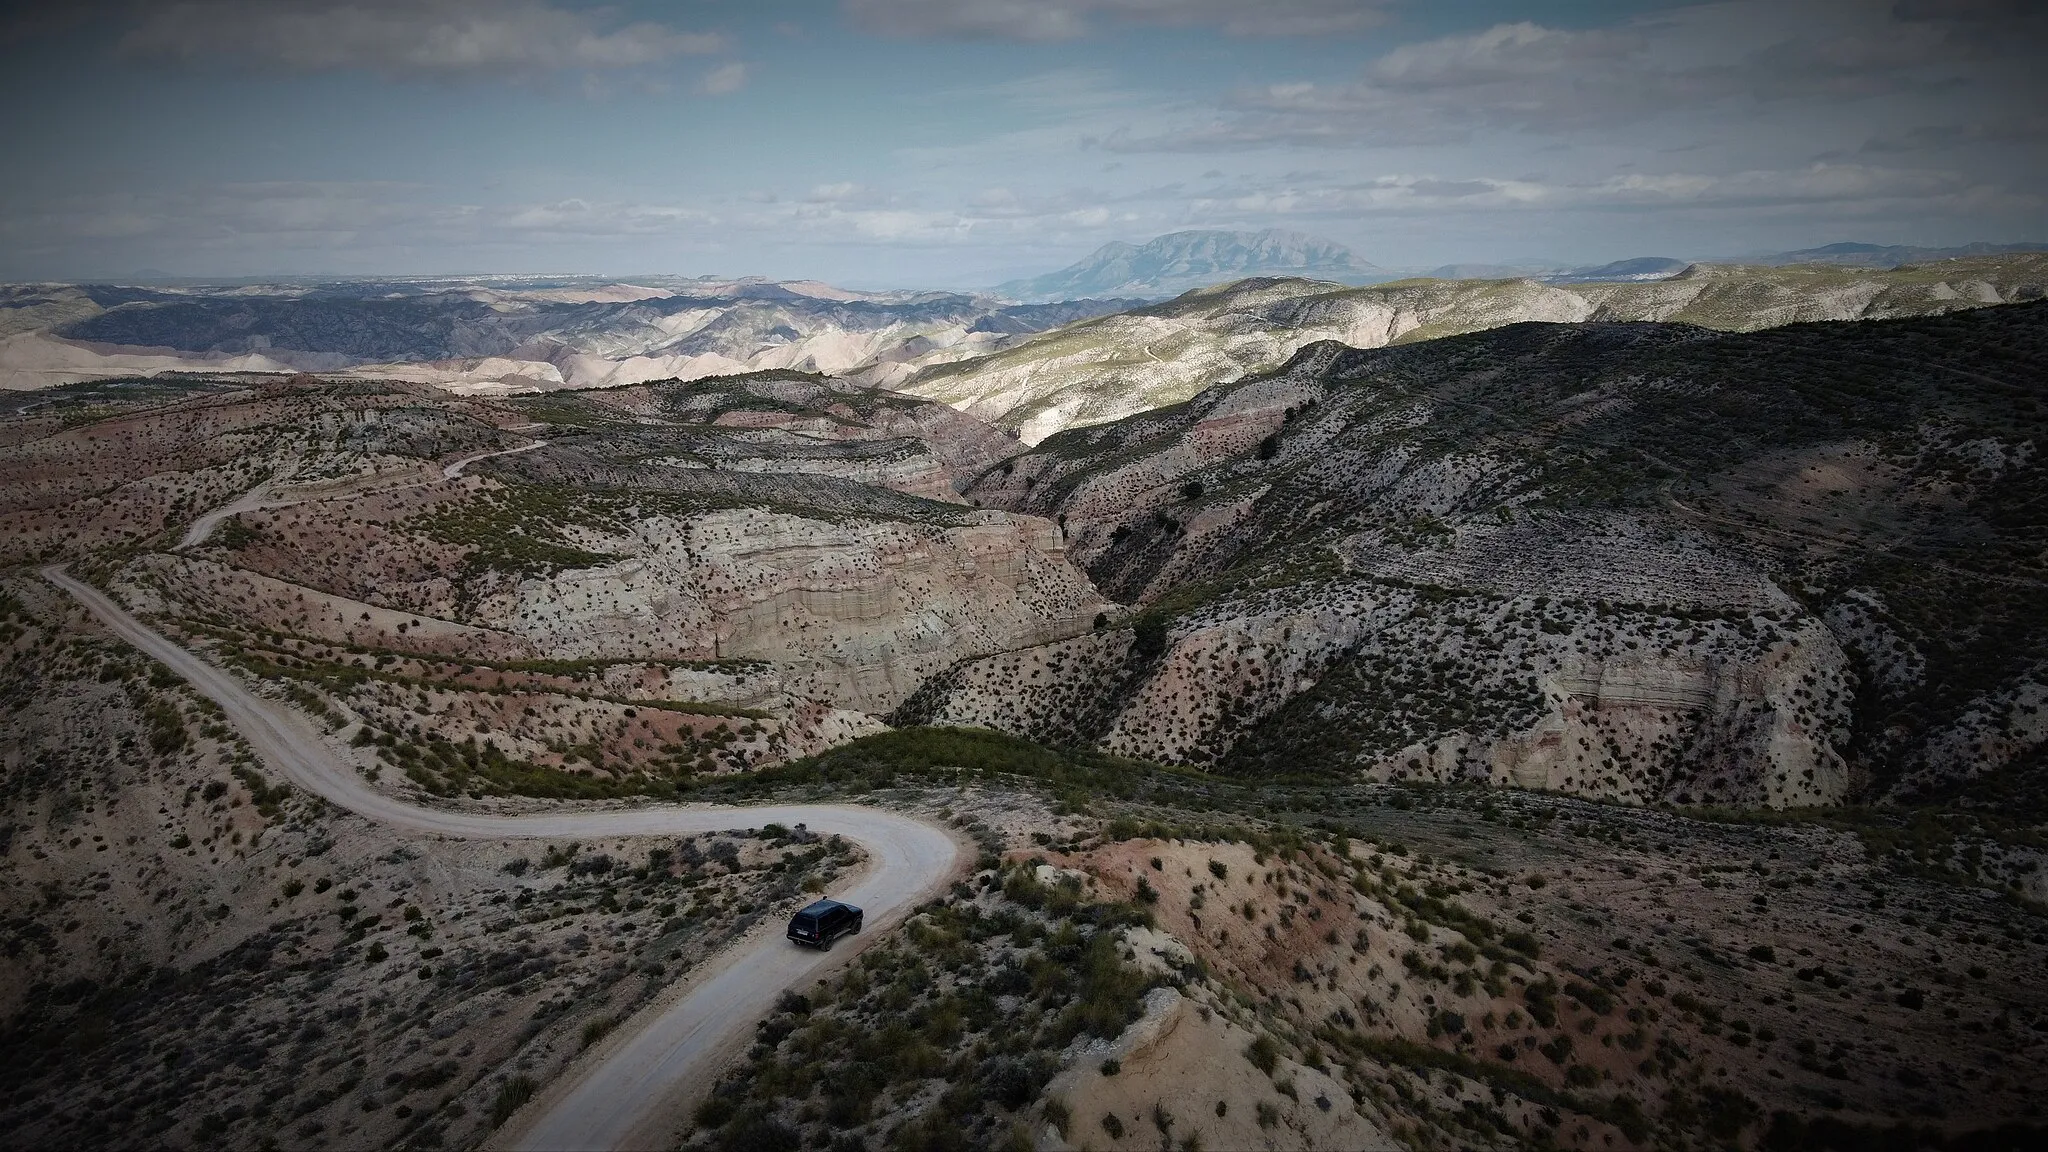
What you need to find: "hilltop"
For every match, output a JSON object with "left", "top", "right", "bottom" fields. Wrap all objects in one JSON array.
[{"left": 902, "top": 253, "right": 2048, "bottom": 442}]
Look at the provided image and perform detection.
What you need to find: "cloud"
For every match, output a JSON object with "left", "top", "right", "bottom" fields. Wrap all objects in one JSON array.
[
  {"left": 117, "top": 0, "right": 727, "bottom": 78},
  {"left": 841, "top": 0, "right": 1390, "bottom": 41},
  {"left": 698, "top": 61, "right": 748, "bottom": 95},
  {"left": 1105, "top": 1, "right": 2048, "bottom": 151},
  {"left": 0, "top": 182, "right": 731, "bottom": 265},
  {"left": 1177, "top": 163, "right": 2039, "bottom": 223}
]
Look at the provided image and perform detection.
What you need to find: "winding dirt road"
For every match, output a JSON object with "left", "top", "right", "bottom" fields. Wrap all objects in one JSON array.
[
  {"left": 40, "top": 565, "right": 965, "bottom": 1152},
  {"left": 179, "top": 441, "right": 548, "bottom": 550},
  {"left": 441, "top": 439, "right": 548, "bottom": 480}
]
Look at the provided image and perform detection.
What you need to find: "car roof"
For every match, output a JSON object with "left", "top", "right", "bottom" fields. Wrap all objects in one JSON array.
[{"left": 798, "top": 899, "right": 848, "bottom": 916}]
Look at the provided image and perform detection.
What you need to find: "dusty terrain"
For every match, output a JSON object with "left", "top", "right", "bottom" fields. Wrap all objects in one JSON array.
[
  {"left": 1, "top": 371, "right": 1102, "bottom": 783},
  {"left": 913, "top": 303, "right": 2048, "bottom": 814},
  {"left": 663, "top": 736, "right": 2048, "bottom": 1151},
  {"left": 3, "top": 293, "right": 2045, "bottom": 1152},
  {"left": 0, "top": 571, "right": 880, "bottom": 1150}
]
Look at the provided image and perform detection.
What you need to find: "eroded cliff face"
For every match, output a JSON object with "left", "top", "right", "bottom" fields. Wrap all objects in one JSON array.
[
  {"left": 903, "top": 590, "right": 1856, "bottom": 808},
  {"left": 467, "top": 507, "right": 1100, "bottom": 713},
  {"left": 910, "top": 305, "right": 2048, "bottom": 808},
  {"left": 19, "top": 374, "right": 1108, "bottom": 774},
  {"left": 131, "top": 479, "right": 1101, "bottom": 717}
]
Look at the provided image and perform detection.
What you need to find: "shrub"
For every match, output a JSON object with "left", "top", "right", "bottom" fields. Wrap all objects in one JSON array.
[
  {"left": 1101, "top": 1113, "right": 1125, "bottom": 1139},
  {"left": 694, "top": 1094, "right": 736, "bottom": 1129},
  {"left": 717, "top": 1117, "right": 802, "bottom": 1152},
  {"left": 1245, "top": 1035, "right": 1279, "bottom": 1074},
  {"left": 1564, "top": 981, "right": 1614, "bottom": 1015},
  {"left": 1042, "top": 1098, "right": 1070, "bottom": 1137},
  {"left": 1100, "top": 1058, "right": 1121, "bottom": 1076},
  {"left": 489, "top": 1076, "right": 535, "bottom": 1128}
]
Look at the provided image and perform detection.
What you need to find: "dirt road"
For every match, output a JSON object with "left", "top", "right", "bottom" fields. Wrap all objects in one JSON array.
[
  {"left": 40, "top": 565, "right": 965, "bottom": 1152},
  {"left": 176, "top": 480, "right": 277, "bottom": 548},
  {"left": 442, "top": 439, "right": 548, "bottom": 479},
  {"left": 178, "top": 440, "right": 548, "bottom": 550}
]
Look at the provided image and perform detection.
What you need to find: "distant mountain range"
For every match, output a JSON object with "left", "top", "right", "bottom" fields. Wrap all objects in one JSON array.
[
  {"left": 993, "top": 232, "right": 2046, "bottom": 302},
  {"left": 1745, "top": 241, "right": 2048, "bottom": 268},
  {"left": 995, "top": 229, "right": 1384, "bottom": 301},
  {"left": 1425, "top": 257, "right": 1693, "bottom": 284},
  {"left": 1540, "top": 256, "right": 1691, "bottom": 283},
  {"left": 1422, "top": 243, "right": 2048, "bottom": 285},
  {"left": 5, "top": 238, "right": 2042, "bottom": 405},
  {"left": 0, "top": 277, "right": 1140, "bottom": 393},
  {"left": 905, "top": 253, "right": 2048, "bottom": 442}
]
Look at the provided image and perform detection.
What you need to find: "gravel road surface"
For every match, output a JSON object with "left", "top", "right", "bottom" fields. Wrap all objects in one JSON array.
[{"left": 41, "top": 565, "right": 965, "bottom": 1152}]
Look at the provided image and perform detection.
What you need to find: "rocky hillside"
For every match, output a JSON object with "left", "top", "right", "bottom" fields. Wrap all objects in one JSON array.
[
  {"left": 0, "top": 278, "right": 1137, "bottom": 394},
  {"left": 902, "top": 254, "right": 2048, "bottom": 442},
  {"left": 903, "top": 303, "right": 2048, "bottom": 811},
  {"left": 0, "top": 370, "right": 1101, "bottom": 784},
  {"left": 994, "top": 228, "right": 1384, "bottom": 302}
]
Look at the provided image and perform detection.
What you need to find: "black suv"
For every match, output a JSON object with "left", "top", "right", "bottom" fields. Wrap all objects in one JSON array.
[{"left": 787, "top": 898, "right": 863, "bottom": 949}]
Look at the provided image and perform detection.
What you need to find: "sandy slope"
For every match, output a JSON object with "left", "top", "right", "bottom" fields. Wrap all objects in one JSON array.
[{"left": 40, "top": 565, "right": 966, "bottom": 1152}]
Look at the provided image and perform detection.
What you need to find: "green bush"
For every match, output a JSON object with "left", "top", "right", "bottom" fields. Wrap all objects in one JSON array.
[
  {"left": 1245, "top": 1035, "right": 1279, "bottom": 1074},
  {"left": 1042, "top": 1097, "right": 1070, "bottom": 1137},
  {"left": 489, "top": 1076, "right": 535, "bottom": 1128}
]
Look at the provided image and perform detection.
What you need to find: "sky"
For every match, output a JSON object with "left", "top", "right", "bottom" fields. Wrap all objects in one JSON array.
[{"left": 0, "top": 0, "right": 2043, "bottom": 287}]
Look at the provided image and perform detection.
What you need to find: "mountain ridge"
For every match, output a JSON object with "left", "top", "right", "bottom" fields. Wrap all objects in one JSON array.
[
  {"left": 902, "top": 253, "right": 2048, "bottom": 442},
  {"left": 922, "top": 301, "right": 2048, "bottom": 812},
  {"left": 994, "top": 228, "right": 1385, "bottom": 302}
]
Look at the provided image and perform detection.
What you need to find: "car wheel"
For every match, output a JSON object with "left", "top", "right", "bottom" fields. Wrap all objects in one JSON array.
[
  {"left": 853, "top": 917, "right": 863, "bottom": 934},
  {"left": 819, "top": 932, "right": 833, "bottom": 951}
]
